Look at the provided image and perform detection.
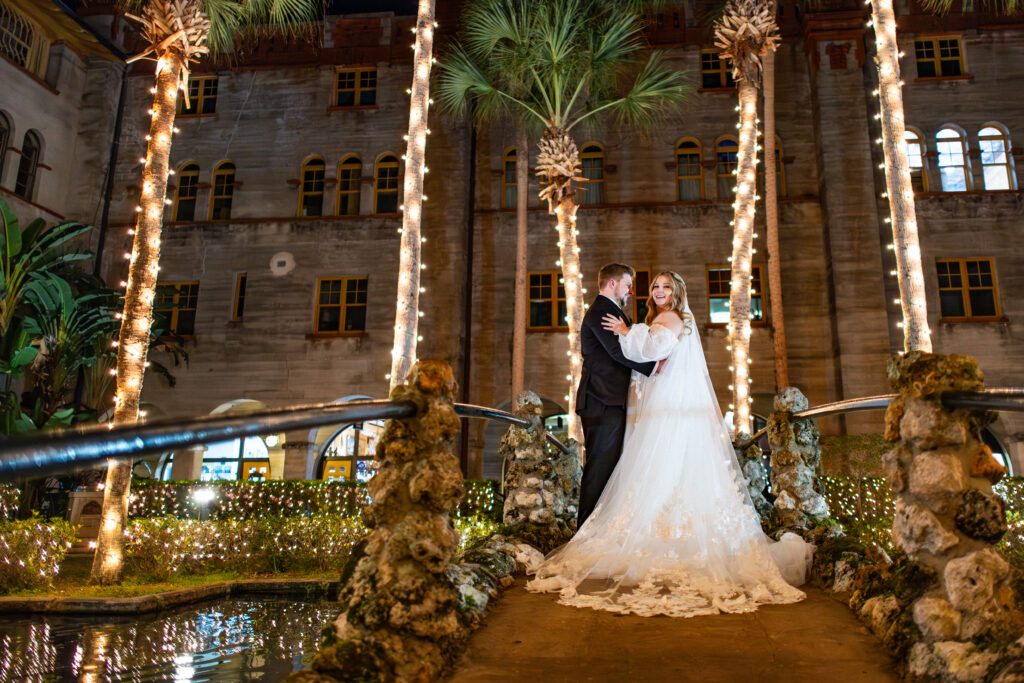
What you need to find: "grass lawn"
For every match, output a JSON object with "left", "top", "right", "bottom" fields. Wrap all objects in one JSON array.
[{"left": 2, "top": 556, "right": 338, "bottom": 600}]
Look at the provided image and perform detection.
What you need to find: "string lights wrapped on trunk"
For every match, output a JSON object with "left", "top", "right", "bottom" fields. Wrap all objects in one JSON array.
[
  {"left": 866, "top": 0, "right": 932, "bottom": 352},
  {"left": 714, "top": 0, "right": 779, "bottom": 437},
  {"left": 390, "top": 0, "right": 437, "bottom": 389}
]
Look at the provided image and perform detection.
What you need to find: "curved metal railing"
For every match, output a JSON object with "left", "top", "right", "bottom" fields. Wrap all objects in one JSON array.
[
  {"left": 739, "top": 388, "right": 1024, "bottom": 449},
  {"left": 0, "top": 400, "right": 569, "bottom": 481}
]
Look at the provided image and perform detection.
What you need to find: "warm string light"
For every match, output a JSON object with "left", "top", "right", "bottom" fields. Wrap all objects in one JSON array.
[
  {"left": 868, "top": 0, "right": 932, "bottom": 352},
  {"left": 389, "top": 1, "right": 436, "bottom": 388}
]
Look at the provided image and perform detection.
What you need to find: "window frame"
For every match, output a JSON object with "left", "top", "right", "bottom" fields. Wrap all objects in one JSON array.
[
  {"left": 172, "top": 162, "right": 200, "bottom": 221},
  {"left": 373, "top": 153, "right": 400, "bottom": 215},
  {"left": 675, "top": 138, "right": 704, "bottom": 201},
  {"left": 337, "top": 155, "right": 362, "bottom": 215},
  {"left": 155, "top": 281, "right": 200, "bottom": 337},
  {"left": 700, "top": 50, "right": 735, "bottom": 89},
  {"left": 715, "top": 136, "right": 738, "bottom": 201},
  {"left": 298, "top": 156, "right": 326, "bottom": 217},
  {"left": 904, "top": 127, "right": 929, "bottom": 193},
  {"left": 705, "top": 265, "right": 767, "bottom": 327},
  {"left": 502, "top": 147, "right": 517, "bottom": 209},
  {"left": 0, "top": 3, "right": 49, "bottom": 77},
  {"left": 209, "top": 160, "right": 235, "bottom": 220},
  {"left": 313, "top": 276, "right": 369, "bottom": 335},
  {"left": 527, "top": 270, "right": 568, "bottom": 331},
  {"left": 914, "top": 36, "right": 965, "bottom": 79},
  {"left": 13, "top": 129, "right": 39, "bottom": 199},
  {"left": 232, "top": 272, "right": 247, "bottom": 322},
  {"left": 177, "top": 76, "right": 218, "bottom": 116},
  {"left": 334, "top": 68, "right": 378, "bottom": 108},
  {"left": 0, "top": 112, "right": 9, "bottom": 185},
  {"left": 579, "top": 143, "right": 605, "bottom": 206},
  {"left": 935, "top": 127, "right": 971, "bottom": 192},
  {"left": 632, "top": 269, "right": 651, "bottom": 323},
  {"left": 977, "top": 125, "right": 1015, "bottom": 191},
  {"left": 935, "top": 258, "right": 1002, "bottom": 322}
]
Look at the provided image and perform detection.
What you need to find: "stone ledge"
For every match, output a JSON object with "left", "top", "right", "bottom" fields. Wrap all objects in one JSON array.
[{"left": 0, "top": 577, "right": 340, "bottom": 616}]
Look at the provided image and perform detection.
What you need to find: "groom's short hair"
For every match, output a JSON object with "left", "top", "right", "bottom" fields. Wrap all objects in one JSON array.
[{"left": 598, "top": 263, "right": 635, "bottom": 289}]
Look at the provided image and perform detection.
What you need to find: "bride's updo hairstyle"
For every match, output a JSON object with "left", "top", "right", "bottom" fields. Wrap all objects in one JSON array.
[{"left": 644, "top": 271, "right": 695, "bottom": 334}]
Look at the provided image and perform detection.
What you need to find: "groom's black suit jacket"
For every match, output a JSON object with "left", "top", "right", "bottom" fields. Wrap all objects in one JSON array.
[{"left": 575, "top": 295, "right": 656, "bottom": 416}]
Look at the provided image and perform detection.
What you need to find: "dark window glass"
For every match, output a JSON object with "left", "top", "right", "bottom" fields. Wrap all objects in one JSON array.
[{"left": 14, "top": 130, "right": 40, "bottom": 199}]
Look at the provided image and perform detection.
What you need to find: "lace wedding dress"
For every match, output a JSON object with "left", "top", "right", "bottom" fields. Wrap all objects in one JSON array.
[{"left": 527, "top": 308, "right": 811, "bottom": 617}]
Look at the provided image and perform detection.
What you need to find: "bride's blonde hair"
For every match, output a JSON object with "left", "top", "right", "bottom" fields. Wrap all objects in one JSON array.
[{"left": 645, "top": 271, "right": 694, "bottom": 334}]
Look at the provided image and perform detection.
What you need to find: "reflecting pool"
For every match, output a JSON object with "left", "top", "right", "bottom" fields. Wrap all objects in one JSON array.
[{"left": 0, "top": 598, "right": 336, "bottom": 681}]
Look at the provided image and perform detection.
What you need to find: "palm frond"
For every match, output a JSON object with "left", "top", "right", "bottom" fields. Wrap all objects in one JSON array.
[
  {"left": 914, "top": 0, "right": 1021, "bottom": 13},
  {"left": 573, "top": 50, "right": 691, "bottom": 131}
]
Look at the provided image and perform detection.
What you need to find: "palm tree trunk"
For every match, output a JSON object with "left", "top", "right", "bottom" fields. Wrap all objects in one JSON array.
[
  {"left": 511, "top": 125, "right": 528, "bottom": 398},
  {"left": 869, "top": 0, "right": 932, "bottom": 352},
  {"left": 91, "top": 50, "right": 183, "bottom": 585},
  {"left": 555, "top": 194, "right": 584, "bottom": 445},
  {"left": 390, "top": 0, "right": 437, "bottom": 389},
  {"left": 763, "top": 47, "right": 789, "bottom": 390},
  {"left": 729, "top": 78, "right": 760, "bottom": 437}
]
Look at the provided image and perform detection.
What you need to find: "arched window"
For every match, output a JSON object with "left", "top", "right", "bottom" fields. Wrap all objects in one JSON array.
[
  {"left": 374, "top": 154, "right": 399, "bottom": 214},
  {"left": 210, "top": 161, "right": 235, "bottom": 220},
  {"left": 676, "top": 138, "right": 703, "bottom": 201},
  {"left": 502, "top": 147, "right": 517, "bottom": 208},
  {"left": 299, "top": 157, "right": 325, "bottom": 216},
  {"left": 317, "top": 420, "right": 386, "bottom": 482},
  {"left": 579, "top": 143, "right": 605, "bottom": 205},
  {"left": 173, "top": 162, "right": 199, "bottom": 221},
  {"left": 0, "top": 113, "right": 10, "bottom": 185},
  {"left": 904, "top": 128, "right": 928, "bottom": 193},
  {"left": 756, "top": 136, "right": 786, "bottom": 197},
  {"left": 715, "top": 136, "right": 738, "bottom": 199},
  {"left": 337, "top": 155, "right": 361, "bottom": 215},
  {"left": 936, "top": 128, "right": 969, "bottom": 192},
  {"left": 202, "top": 436, "right": 271, "bottom": 480},
  {"left": 14, "top": 130, "right": 40, "bottom": 199},
  {"left": 978, "top": 125, "right": 1015, "bottom": 191}
]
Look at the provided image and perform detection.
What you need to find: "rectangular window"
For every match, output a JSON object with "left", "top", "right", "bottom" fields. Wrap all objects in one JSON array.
[
  {"left": 701, "top": 51, "right": 734, "bottom": 89},
  {"left": 706, "top": 266, "right": 764, "bottom": 325},
  {"left": 528, "top": 271, "right": 567, "bottom": 330},
  {"left": 210, "top": 163, "right": 235, "bottom": 220},
  {"left": 178, "top": 76, "right": 218, "bottom": 115},
  {"left": 155, "top": 281, "right": 200, "bottom": 336},
  {"left": 232, "top": 273, "right": 247, "bottom": 321},
  {"left": 503, "top": 152, "right": 517, "bottom": 208},
  {"left": 936, "top": 258, "right": 1000, "bottom": 321},
  {"left": 315, "top": 277, "right": 368, "bottom": 334},
  {"left": 632, "top": 269, "right": 651, "bottom": 323},
  {"left": 914, "top": 37, "right": 964, "bottom": 78},
  {"left": 336, "top": 68, "right": 377, "bottom": 107}
]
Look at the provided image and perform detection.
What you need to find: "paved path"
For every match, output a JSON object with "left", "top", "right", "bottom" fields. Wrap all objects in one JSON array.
[{"left": 447, "top": 583, "right": 900, "bottom": 682}]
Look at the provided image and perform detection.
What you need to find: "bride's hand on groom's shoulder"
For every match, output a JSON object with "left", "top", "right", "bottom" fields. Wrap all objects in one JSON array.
[{"left": 601, "top": 313, "right": 628, "bottom": 337}]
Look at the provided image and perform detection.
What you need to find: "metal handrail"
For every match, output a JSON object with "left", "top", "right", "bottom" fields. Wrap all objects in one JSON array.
[
  {"left": 739, "top": 388, "right": 1024, "bottom": 449},
  {"left": 0, "top": 400, "right": 569, "bottom": 481}
]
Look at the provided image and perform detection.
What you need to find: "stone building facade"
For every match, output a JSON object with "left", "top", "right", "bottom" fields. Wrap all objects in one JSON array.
[{"left": 4, "top": 0, "right": 1021, "bottom": 479}]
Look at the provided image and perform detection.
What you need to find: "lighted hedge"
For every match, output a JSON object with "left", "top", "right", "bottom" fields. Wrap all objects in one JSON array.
[
  {"left": 0, "top": 485, "right": 20, "bottom": 522},
  {"left": 0, "top": 517, "right": 76, "bottom": 593}
]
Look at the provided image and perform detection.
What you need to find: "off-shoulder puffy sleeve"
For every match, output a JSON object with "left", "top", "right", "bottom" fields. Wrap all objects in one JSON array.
[{"left": 619, "top": 323, "right": 679, "bottom": 363}]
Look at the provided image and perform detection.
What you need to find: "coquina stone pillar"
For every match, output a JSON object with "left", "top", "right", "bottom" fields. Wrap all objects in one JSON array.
[
  {"left": 767, "top": 387, "right": 828, "bottom": 529},
  {"left": 292, "top": 360, "right": 465, "bottom": 683},
  {"left": 734, "top": 433, "right": 772, "bottom": 521},
  {"left": 500, "top": 390, "right": 581, "bottom": 552},
  {"left": 882, "top": 352, "right": 1024, "bottom": 681}
]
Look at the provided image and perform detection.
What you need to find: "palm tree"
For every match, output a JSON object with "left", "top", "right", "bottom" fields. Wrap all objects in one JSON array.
[
  {"left": 437, "top": 0, "right": 689, "bottom": 443},
  {"left": 390, "top": 0, "right": 437, "bottom": 389},
  {"left": 714, "top": 0, "right": 779, "bottom": 437},
  {"left": 512, "top": 123, "right": 529, "bottom": 399},
  {"left": 760, "top": 1, "right": 788, "bottom": 390},
  {"left": 91, "top": 0, "right": 320, "bottom": 585}
]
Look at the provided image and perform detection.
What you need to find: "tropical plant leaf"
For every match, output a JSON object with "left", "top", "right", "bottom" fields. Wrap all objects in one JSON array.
[{"left": 1, "top": 201, "right": 21, "bottom": 258}]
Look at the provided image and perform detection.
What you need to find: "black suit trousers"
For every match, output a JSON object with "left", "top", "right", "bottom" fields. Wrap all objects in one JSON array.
[{"left": 577, "top": 399, "right": 627, "bottom": 528}]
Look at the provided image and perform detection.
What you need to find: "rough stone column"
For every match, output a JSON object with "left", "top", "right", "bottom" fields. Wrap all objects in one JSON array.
[
  {"left": 169, "top": 445, "right": 205, "bottom": 480},
  {"left": 293, "top": 360, "right": 465, "bottom": 683},
  {"left": 767, "top": 387, "right": 828, "bottom": 530},
  {"left": 882, "top": 352, "right": 1024, "bottom": 680},
  {"left": 734, "top": 433, "right": 772, "bottom": 521},
  {"left": 500, "top": 390, "right": 581, "bottom": 552},
  {"left": 282, "top": 436, "right": 313, "bottom": 480}
]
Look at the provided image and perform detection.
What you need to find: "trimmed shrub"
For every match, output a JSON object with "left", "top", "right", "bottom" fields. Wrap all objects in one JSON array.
[{"left": 0, "top": 517, "right": 76, "bottom": 593}]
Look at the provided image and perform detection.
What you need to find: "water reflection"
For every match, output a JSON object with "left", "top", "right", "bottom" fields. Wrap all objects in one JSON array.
[{"left": 0, "top": 598, "right": 335, "bottom": 681}]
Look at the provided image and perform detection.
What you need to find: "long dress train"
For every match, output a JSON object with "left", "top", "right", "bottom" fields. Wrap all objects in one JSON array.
[{"left": 526, "top": 312, "right": 810, "bottom": 617}]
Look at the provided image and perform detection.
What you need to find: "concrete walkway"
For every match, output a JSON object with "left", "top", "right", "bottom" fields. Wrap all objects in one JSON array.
[{"left": 448, "top": 583, "right": 900, "bottom": 682}]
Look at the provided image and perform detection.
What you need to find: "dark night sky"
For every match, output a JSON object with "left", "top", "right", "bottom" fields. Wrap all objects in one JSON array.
[{"left": 326, "top": 0, "right": 419, "bottom": 14}]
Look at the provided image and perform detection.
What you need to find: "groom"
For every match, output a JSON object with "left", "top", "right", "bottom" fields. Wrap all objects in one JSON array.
[{"left": 575, "top": 263, "right": 656, "bottom": 527}]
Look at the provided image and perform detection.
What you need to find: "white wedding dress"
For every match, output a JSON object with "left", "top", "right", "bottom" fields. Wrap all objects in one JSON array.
[{"left": 527, "top": 308, "right": 811, "bottom": 617}]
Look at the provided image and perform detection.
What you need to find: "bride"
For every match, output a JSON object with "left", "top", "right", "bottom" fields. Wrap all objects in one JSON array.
[{"left": 526, "top": 271, "right": 810, "bottom": 617}]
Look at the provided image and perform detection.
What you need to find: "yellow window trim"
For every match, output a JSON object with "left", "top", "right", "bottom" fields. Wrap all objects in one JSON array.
[
  {"left": 936, "top": 258, "right": 1002, "bottom": 321},
  {"left": 155, "top": 280, "right": 199, "bottom": 336},
  {"left": 373, "top": 154, "right": 400, "bottom": 214},
  {"left": 313, "top": 276, "right": 368, "bottom": 335},
  {"left": 705, "top": 264, "right": 767, "bottom": 326},
  {"left": 232, "top": 272, "right": 246, "bottom": 322},
  {"left": 675, "top": 138, "right": 704, "bottom": 201},
  {"left": 337, "top": 155, "right": 362, "bottom": 215},
  {"left": 172, "top": 162, "right": 200, "bottom": 222},
  {"left": 178, "top": 76, "right": 218, "bottom": 115},
  {"left": 502, "top": 147, "right": 517, "bottom": 209},
  {"left": 298, "top": 157, "right": 326, "bottom": 216},
  {"left": 527, "top": 270, "right": 568, "bottom": 331},
  {"left": 209, "top": 160, "right": 235, "bottom": 220},
  {"left": 335, "top": 67, "right": 377, "bottom": 107}
]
